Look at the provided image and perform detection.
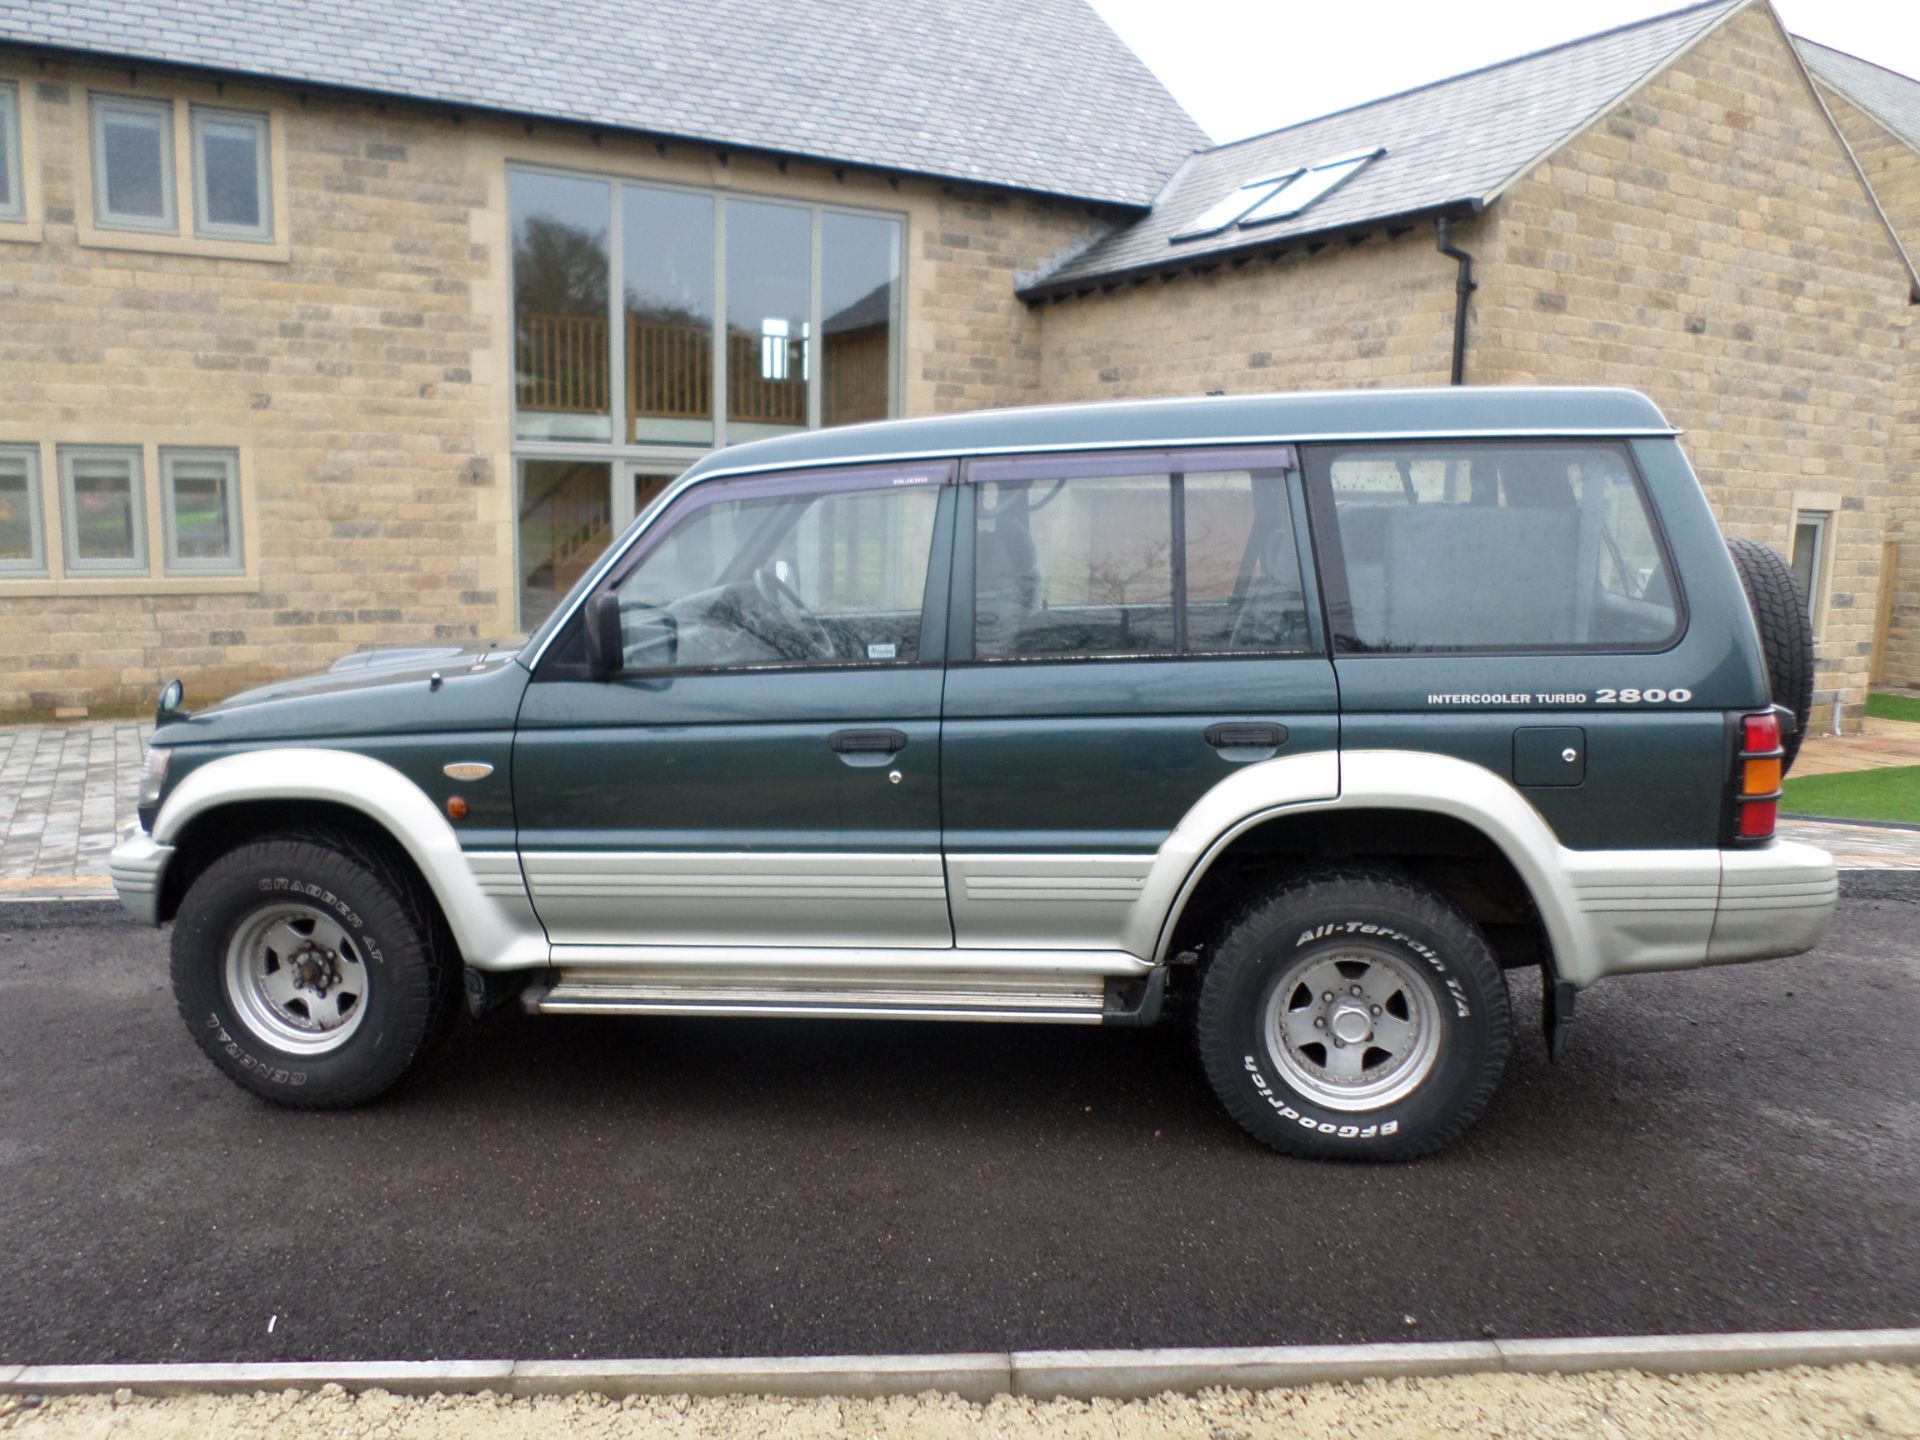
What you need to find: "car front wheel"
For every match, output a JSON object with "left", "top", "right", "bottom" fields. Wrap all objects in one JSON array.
[
  {"left": 1195, "top": 868, "right": 1511, "bottom": 1160},
  {"left": 170, "top": 834, "right": 457, "bottom": 1107}
]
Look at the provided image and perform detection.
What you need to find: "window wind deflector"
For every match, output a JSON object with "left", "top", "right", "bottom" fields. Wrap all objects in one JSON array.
[
  {"left": 1168, "top": 170, "right": 1301, "bottom": 243},
  {"left": 1238, "top": 148, "right": 1383, "bottom": 228}
]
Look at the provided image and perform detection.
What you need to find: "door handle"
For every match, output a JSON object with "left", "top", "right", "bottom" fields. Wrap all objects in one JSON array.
[
  {"left": 828, "top": 728, "right": 908, "bottom": 754},
  {"left": 1204, "top": 722, "right": 1288, "bottom": 750}
]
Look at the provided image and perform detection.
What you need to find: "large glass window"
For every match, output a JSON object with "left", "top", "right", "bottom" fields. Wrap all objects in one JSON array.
[
  {"left": 91, "top": 95, "right": 175, "bottom": 232},
  {"left": 509, "top": 168, "right": 901, "bottom": 454},
  {"left": 726, "top": 199, "right": 811, "bottom": 443},
  {"left": 821, "top": 212, "right": 901, "bottom": 426},
  {"left": 512, "top": 171, "right": 613, "bottom": 442},
  {"left": 972, "top": 457, "right": 1307, "bottom": 660},
  {"left": 59, "top": 446, "right": 147, "bottom": 575},
  {"left": 0, "top": 445, "right": 44, "bottom": 576},
  {"left": 624, "top": 185, "right": 714, "bottom": 446},
  {"left": 610, "top": 472, "right": 939, "bottom": 670},
  {"left": 191, "top": 107, "right": 270, "bottom": 241},
  {"left": 1311, "top": 442, "right": 1681, "bottom": 653},
  {"left": 0, "top": 83, "right": 21, "bottom": 222}
]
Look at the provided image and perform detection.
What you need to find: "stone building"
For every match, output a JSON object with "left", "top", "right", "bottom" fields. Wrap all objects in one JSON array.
[{"left": 0, "top": 0, "right": 1914, "bottom": 720}]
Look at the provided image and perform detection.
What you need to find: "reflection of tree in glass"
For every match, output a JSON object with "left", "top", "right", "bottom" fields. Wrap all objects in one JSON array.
[
  {"left": 513, "top": 216, "right": 608, "bottom": 316},
  {"left": 1086, "top": 534, "right": 1171, "bottom": 606}
]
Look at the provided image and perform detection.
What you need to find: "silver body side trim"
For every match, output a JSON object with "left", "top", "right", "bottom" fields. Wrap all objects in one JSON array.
[
  {"left": 947, "top": 854, "right": 1154, "bottom": 950},
  {"left": 108, "top": 823, "right": 173, "bottom": 926},
  {"left": 522, "top": 852, "right": 952, "bottom": 948},
  {"left": 146, "top": 749, "right": 548, "bottom": 970}
]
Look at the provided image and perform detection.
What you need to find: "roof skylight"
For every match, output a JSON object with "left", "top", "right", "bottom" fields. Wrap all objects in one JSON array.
[
  {"left": 1169, "top": 148, "right": 1385, "bottom": 244},
  {"left": 1167, "top": 171, "right": 1300, "bottom": 242}
]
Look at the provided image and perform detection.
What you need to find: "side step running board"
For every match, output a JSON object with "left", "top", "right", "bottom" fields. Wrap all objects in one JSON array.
[{"left": 524, "top": 964, "right": 1166, "bottom": 1026}]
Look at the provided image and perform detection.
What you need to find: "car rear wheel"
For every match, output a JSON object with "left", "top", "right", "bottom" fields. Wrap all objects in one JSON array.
[
  {"left": 1194, "top": 868, "right": 1511, "bottom": 1160},
  {"left": 171, "top": 834, "right": 458, "bottom": 1107}
]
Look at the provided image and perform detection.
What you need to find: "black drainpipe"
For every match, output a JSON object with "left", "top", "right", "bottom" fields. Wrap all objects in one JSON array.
[{"left": 1435, "top": 216, "right": 1476, "bottom": 386}]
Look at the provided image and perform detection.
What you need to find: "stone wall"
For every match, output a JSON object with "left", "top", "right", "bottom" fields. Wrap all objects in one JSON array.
[
  {"left": 1812, "top": 84, "right": 1920, "bottom": 690},
  {"left": 1034, "top": 224, "right": 1464, "bottom": 400},
  {"left": 1470, "top": 3, "right": 1918, "bottom": 723}
]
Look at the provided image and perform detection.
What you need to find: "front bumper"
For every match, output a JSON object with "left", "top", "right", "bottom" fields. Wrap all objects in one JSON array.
[{"left": 108, "top": 822, "right": 173, "bottom": 927}]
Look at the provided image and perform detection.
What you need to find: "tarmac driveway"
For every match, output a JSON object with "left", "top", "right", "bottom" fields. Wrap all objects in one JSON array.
[{"left": 0, "top": 877, "right": 1915, "bottom": 1366}]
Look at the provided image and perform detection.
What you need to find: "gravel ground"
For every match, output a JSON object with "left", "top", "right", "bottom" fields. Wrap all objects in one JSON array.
[{"left": 3, "top": 1365, "right": 1917, "bottom": 1438}]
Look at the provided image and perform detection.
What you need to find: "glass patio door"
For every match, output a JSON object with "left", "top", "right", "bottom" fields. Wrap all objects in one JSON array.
[{"left": 517, "top": 459, "right": 684, "bottom": 631}]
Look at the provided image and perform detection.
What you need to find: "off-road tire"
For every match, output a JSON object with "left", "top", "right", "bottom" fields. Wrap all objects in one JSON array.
[
  {"left": 170, "top": 833, "right": 459, "bottom": 1108},
  {"left": 1727, "top": 537, "right": 1815, "bottom": 772},
  {"left": 1194, "top": 869, "right": 1511, "bottom": 1161}
]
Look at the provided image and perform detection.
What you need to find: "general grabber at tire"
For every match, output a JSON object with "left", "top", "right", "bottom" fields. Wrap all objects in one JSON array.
[
  {"left": 170, "top": 834, "right": 458, "bottom": 1108},
  {"left": 1194, "top": 869, "right": 1512, "bottom": 1160}
]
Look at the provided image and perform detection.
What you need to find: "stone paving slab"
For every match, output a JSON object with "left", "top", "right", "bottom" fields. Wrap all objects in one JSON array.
[
  {"left": 0, "top": 722, "right": 1916, "bottom": 906},
  {"left": 0, "top": 722, "right": 149, "bottom": 901}
]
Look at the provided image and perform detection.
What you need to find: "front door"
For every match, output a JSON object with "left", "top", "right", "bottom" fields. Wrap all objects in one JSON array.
[
  {"left": 515, "top": 461, "right": 955, "bottom": 949},
  {"left": 940, "top": 447, "right": 1340, "bottom": 954}
]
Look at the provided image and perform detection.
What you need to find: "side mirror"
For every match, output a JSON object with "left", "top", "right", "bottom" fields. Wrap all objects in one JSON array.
[{"left": 582, "top": 592, "right": 624, "bottom": 679}]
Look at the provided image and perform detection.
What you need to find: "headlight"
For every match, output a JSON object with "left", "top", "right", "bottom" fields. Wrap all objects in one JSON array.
[{"left": 137, "top": 746, "right": 172, "bottom": 819}]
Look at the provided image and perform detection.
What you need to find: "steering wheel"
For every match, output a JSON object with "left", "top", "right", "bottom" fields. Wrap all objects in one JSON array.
[{"left": 753, "top": 564, "right": 837, "bottom": 660}]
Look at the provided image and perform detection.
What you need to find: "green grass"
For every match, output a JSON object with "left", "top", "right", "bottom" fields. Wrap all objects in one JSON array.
[
  {"left": 1782, "top": 763, "right": 1920, "bottom": 823},
  {"left": 1866, "top": 691, "right": 1920, "bottom": 725}
]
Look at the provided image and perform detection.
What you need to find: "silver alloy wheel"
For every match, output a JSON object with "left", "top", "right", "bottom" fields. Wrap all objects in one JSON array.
[
  {"left": 1263, "top": 944, "right": 1443, "bottom": 1112},
  {"left": 223, "top": 902, "right": 370, "bottom": 1055}
]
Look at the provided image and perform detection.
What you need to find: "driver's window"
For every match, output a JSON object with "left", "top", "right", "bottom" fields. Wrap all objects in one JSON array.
[{"left": 609, "top": 471, "right": 941, "bottom": 670}]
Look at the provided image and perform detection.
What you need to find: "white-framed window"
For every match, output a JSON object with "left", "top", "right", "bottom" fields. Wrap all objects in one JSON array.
[
  {"left": 0, "top": 82, "right": 22, "bottom": 223},
  {"left": 58, "top": 445, "right": 147, "bottom": 575},
  {"left": 190, "top": 106, "right": 270, "bottom": 241},
  {"left": 0, "top": 444, "right": 45, "bottom": 576},
  {"left": 1791, "top": 510, "right": 1832, "bottom": 640},
  {"left": 90, "top": 94, "right": 175, "bottom": 232},
  {"left": 159, "top": 447, "right": 243, "bottom": 573}
]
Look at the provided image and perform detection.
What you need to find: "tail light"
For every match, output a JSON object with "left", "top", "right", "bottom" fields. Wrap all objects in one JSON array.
[{"left": 1732, "top": 711, "right": 1783, "bottom": 842}]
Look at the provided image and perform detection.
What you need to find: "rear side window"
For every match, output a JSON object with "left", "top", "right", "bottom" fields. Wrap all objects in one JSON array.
[
  {"left": 1308, "top": 442, "right": 1681, "bottom": 654},
  {"left": 971, "top": 450, "right": 1311, "bottom": 660}
]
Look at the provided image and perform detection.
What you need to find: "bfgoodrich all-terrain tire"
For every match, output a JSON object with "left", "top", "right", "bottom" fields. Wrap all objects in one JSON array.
[
  {"left": 1727, "top": 536, "right": 1816, "bottom": 773},
  {"left": 1195, "top": 869, "right": 1511, "bottom": 1161},
  {"left": 170, "top": 835, "right": 458, "bottom": 1108}
]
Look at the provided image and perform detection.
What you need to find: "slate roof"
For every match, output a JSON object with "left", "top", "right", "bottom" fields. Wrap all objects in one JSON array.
[
  {"left": 1025, "top": 0, "right": 1746, "bottom": 295},
  {"left": 0, "top": 0, "right": 1205, "bottom": 207},
  {"left": 1798, "top": 39, "right": 1920, "bottom": 153}
]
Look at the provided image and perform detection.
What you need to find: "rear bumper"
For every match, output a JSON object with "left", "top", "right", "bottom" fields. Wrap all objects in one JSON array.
[
  {"left": 1707, "top": 840, "right": 1840, "bottom": 965},
  {"left": 108, "top": 822, "right": 173, "bottom": 927},
  {"left": 1563, "top": 839, "right": 1837, "bottom": 985}
]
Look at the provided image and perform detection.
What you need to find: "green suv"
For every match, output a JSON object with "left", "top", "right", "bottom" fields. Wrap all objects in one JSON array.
[{"left": 111, "top": 387, "right": 1836, "bottom": 1159}]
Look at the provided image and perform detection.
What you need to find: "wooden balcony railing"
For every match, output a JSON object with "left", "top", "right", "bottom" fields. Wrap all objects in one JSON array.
[{"left": 515, "top": 313, "right": 886, "bottom": 429}]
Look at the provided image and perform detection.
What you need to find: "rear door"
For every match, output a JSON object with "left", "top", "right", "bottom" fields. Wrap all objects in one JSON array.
[{"left": 940, "top": 446, "right": 1339, "bottom": 953}]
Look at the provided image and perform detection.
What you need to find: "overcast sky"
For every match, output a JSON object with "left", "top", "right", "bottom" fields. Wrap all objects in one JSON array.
[{"left": 1087, "top": 0, "right": 1920, "bottom": 145}]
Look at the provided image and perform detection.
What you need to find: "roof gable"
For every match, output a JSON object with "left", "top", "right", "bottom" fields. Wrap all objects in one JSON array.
[
  {"left": 1026, "top": 0, "right": 1746, "bottom": 294},
  {"left": 0, "top": 0, "right": 1205, "bottom": 207},
  {"left": 1798, "top": 38, "right": 1920, "bottom": 154}
]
